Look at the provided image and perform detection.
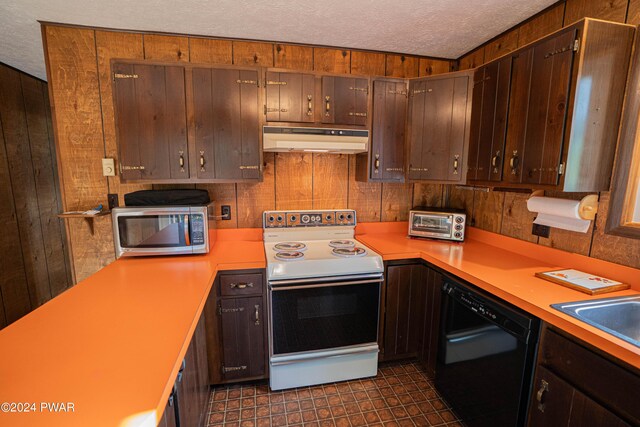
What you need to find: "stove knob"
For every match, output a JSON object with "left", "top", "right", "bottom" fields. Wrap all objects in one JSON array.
[
  {"left": 268, "top": 215, "right": 275, "bottom": 222},
  {"left": 454, "top": 232, "right": 462, "bottom": 238},
  {"left": 301, "top": 214, "right": 310, "bottom": 223},
  {"left": 455, "top": 216, "right": 464, "bottom": 224},
  {"left": 325, "top": 214, "right": 333, "bottom": 221},
  {"left": 277, "top": 215, "right": 283, "bottom": 222},
  {"left": 346, "top": 214, "right": 353, "bottom": 221},
  {"left": 455, "top": 224, "right": 463, "bottom": 231},
  {"left": 338, "top": 213, "right": 345, "bottom": 221},
  {"left": 290, "top": 215, "right": 297, "bottom": 222}
]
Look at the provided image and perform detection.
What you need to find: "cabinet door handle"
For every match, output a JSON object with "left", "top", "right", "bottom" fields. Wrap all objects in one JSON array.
[
  {"left": 491, "top": 152, "right": 500, "bottom": 167},
  {"left": 453, "top": 154, "right": 460, "bottom": 175},
  {"left": 510, "top": 151, "right": 519, "bottom": 174},
  {"left": 254, "top": 304, "right": 260, "bottom": 325},
  {"left": 199, "top": 151, "right": 206, "bottom": 171},
  {"left": 178, "top": 151, "right": 185, "bottom": 169},
  {"left": 348, "top": 112, "right": 367, "bottom": 117},
  {"left": 325, "top": 96, "right": 331, "bottom": 116},
  {"left": 374, "top": 154, "right": 380, "bottom": 174},
  {"left": 230, "top": 282, "right": 253, "bottom": 289},
  {"left": 307, "top": 94, "right": 313, "bottom": 116},
  {"left": 536, "top": 379, "right": 549, "bottom": 412}
]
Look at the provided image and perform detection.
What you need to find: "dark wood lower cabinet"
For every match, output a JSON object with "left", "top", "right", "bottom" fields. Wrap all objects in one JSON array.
[
  {"left": 205, "top": 269, "right": 268, "bottom": 385},
  {"left": 528, "top": 326, "right": 639, "bottom": 426},
  {"left": 382, "top": 261, "right": 443, "bottom": 376},
  {"left": 159, "top": 311, "right": 209, "bottom": 427},
  {"left": 417, "top": 268, "right": 443, "bottom": 377}
]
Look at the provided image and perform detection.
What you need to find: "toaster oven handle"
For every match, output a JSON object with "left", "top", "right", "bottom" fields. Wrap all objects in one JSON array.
[{"left": 184, "top": 214, "right": 191, "bottom": 246}]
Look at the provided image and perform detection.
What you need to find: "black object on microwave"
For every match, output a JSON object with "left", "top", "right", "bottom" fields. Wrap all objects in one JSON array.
[{"left": 124, "top": 189, "right": 210, "bottom": 206}]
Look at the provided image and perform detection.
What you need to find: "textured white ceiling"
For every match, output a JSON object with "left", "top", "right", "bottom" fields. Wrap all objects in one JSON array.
[{"left": 0, "top": 0, "right": 557, "bottom": 80}]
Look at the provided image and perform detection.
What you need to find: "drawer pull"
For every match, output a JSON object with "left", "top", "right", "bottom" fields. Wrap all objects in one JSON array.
[
  {"left": 536, "top": 379, "right": 549, "bottom": 412},
  {"left": 230, "top": 282, "right": 254, "bottom": 289}
]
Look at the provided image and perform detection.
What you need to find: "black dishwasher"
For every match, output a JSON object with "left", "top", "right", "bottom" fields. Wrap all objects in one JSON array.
[{"left": 435, "top": 279, "right": 539, "bottom": 427}]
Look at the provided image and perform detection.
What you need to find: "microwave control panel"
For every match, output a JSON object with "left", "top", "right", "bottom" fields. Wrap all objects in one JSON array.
[
  {"left": 190, "top": 214, "right": 205, "bottom": 245},
  {"left": 263, "top": 210, "right": 356, "bottom": 228}
]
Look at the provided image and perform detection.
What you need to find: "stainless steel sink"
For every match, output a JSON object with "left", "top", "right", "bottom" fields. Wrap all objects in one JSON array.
[{"left": 551, "top": 295, "right": 640, "bottom": 348}]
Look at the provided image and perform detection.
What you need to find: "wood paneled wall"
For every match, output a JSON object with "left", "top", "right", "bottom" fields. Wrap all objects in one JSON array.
[
  {"left": 42, "top": 24, "right": 455, "bottom": 282},
  {"left": 0, "top": 63, "right": 71, "bottom": 329},
  {"left": 453, "top": 0, "right": 640, "bottom": 269}
]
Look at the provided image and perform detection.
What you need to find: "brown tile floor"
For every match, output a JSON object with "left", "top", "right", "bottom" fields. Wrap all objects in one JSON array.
[{"left": 206, "top": 361, "right": 462, "bottom": 426}]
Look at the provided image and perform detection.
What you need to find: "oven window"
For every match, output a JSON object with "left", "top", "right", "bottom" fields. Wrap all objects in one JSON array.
[
  {"left": 117, "top": 215, "right": 188, "bottom": 248},
  {"left": 413, "top": 214, "right": 452, "bottom": 234},
  {"left": 271, "top": 282, "right": 380, "bottom": 355}
]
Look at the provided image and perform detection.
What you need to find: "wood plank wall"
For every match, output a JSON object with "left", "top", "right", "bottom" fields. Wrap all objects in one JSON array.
[
  {"left": 0, "top": 63, "right": 72, "bottom": 329},
  {"left": 42, "top": 24, "right": 456, "bottom": 282},
  {"left": 454, "top": 0, "right": 640, "bottom": 269}
]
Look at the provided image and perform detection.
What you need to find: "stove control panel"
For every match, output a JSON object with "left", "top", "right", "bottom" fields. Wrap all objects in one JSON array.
[{"left": 264, "top": 210, "right": 356, "bottom": 228}]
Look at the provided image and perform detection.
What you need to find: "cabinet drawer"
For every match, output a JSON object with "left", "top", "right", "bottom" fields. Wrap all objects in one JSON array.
[{"left": 220, "top": 273, "right": 263, "bottom": 296}]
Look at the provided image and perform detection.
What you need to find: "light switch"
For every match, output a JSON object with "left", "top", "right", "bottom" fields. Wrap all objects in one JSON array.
[{"left": 102, "top": 158, "right": 116, "bottom": 176}]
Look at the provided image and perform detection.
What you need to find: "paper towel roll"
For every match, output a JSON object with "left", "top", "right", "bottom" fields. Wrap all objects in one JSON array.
[{"left": 526, "top": 196, "right": 591, "bottom": 233}]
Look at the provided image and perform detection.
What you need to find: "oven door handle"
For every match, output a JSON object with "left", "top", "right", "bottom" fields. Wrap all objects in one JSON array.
[
  {"left": 270, "top": 344, "right": 379, "bottom": 366},
  {"left": 269, "top": 278, "right": 382, "bottom": 291},
  {"left": 268, "top": 273, "right": 383, "bottom": 287}
]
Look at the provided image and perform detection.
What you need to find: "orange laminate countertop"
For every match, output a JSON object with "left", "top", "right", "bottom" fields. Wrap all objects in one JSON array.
[
  {"left": 355, "top": 222, "right": 640, "bottom": 370},
  {"left": 0, "top": 229, "right": 265, "bottom": 427}
]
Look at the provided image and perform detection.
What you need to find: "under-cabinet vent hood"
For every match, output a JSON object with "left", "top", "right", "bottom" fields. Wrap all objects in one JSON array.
[{"left": 263, "top": 126, "right": 369, "bottom": 154}]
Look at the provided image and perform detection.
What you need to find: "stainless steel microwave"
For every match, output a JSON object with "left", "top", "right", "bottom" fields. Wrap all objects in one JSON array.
[
  {"left": 112, "top": 204, "right": 214, "bottom": 258},
  {"left": 408, "top": 208, "right": 466, "bottom": 242}
]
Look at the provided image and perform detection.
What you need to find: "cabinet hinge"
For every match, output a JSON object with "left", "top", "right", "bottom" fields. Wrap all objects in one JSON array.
[
  {"left": 113, "top": 73, "right": 139, "bottom": 81},
  {"left": 573, "top": 38, "right": 580, "bottom": 52},
  {"left": 218, "top": 303, "right": 245, "bottom": 315},
  {"left": 388, "top": 90, "right": 407, "bottom": 97},
  {"left": 349, "top": 86, "right": 369, "bottom": 94},
  {"left": 222, "top": 365, "right": 247, "bottom": 374},
  {"left": 558, "top": 162, "right": 565, "bottom": 175}
]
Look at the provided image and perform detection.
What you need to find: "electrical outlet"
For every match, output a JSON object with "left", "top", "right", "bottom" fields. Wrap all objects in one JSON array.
[
  {"left": 102, "top": 158, "right": 116, "bottom": 176},
  {"left": 221, "top": 205, "right": 231, "bottom": 220},
  {"left": 532, "top": 222, "right": 550, "bottom": 238},
  {"left": 107, "top": 194, "right": 119, "bottom": 210}
]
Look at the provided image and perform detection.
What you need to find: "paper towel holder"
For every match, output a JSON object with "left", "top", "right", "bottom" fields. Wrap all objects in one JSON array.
[{"left": 528, "top": 190, "right": 599, "bottom": 220}]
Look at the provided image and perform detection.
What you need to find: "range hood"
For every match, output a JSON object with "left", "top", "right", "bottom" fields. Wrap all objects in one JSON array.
[{"left": 263, "top": 126, "right": 369, "bottom": 154}]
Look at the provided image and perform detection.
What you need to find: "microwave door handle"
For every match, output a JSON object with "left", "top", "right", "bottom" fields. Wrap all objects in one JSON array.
[{"left": 184, "top": 214, "right": 191, "bottom": 246}]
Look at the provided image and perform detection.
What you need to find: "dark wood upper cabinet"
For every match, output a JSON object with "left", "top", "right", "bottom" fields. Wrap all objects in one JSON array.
[
  {"left": 469, "top": 19, "right": 634, "bottom": 191},
  {"left": 467, "top": 56, "right": 512, "bottom": 182},
  {"left": 191, "top": 67, "right": 261, "bottom": 181},
  {"left": 321, "top": 76, "right": 369, "bottom": 126},
  {"left": 265, "top": 71, "right": 315, "bottom": 123},
  {"left": 407, "top": 72, "right": 472, "bottom": 182},
  {"left": 520, "top": 29, "right": 576, "bottom": 186},
  {"left": 356, "top": 78, "right": 407, "bottom": 182},
  {"left": 113, "top": 62, "right": 189, "bottom": 181}
]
